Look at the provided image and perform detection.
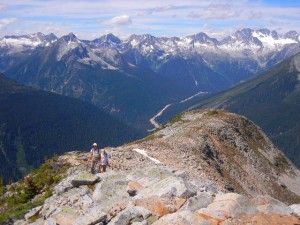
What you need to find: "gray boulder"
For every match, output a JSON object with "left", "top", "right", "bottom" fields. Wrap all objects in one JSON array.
[
  {"left": 134, "top": 175, "right": 196, "bottom": 216},
  {"left": 180, "top": 192, "right": 213, "bottom": 212},
  {"left": 54, "top": 177, "right": 73, "bottom": 194},
  {"left": 198, "top": 193, "right": 253, "bottom": 220},
  {"left": 251, "top": 196, "right": 293, "bottom": 216},
  {"left": 50, "top": 206, "right": 80, "bottom": 225},
  {"left": 44, "top": 218, "right": 57, "bottom": 225},
  {"left": 136, "top": 176, "right": 196, "bottom": 199},
  {"left": 131, "top": 222, "right": 148, "bottom": 225},
  {"left": 25, "top": 205, "right": 43, "bottom": 221},
  {"left": 290, "top": 204, "right": 300, "bottom": 217},
  {"left": 108, "top": 205, "right": 152, "bottom": 225},
  {"left": 41, "top": 186, "right": 92, "bottom": 218},
  {"left": 71, "top": 172, "right": 100, "bottom": 187},
  {"left": 73, "top": 207, "right": 107, "bottom": 225},
  {"left": 152, "top": 210, "right": 210, "bottom": 225}
]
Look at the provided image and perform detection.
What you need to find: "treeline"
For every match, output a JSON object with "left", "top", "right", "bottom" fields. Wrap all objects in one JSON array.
[{"left": 0, "top": 73, "right": 142, "bottom": 182}]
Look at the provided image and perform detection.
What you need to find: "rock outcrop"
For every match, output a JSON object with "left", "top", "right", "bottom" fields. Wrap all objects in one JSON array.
[
  {"left": 3, "top": 110, "right": 300, "bottom": 224},
  {"left": 14, "top": 165, "right": 300, "bottom": 225},
  {"left": 112, "top": 110, "right": 300, "bottom": 204}
]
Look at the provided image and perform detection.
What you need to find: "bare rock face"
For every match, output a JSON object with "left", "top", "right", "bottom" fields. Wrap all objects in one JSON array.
[
  {"left": 180, "top": 192, "right": 213, "bottom": 212},
  {"left": 114, "top": 110, "right": 300, "bottom": 204},
  {"left": 12, "top": 165, "right": 300, "bottom": 225},
  {"left": 7, "top": 110, "right": 300, "bottom": 224}
]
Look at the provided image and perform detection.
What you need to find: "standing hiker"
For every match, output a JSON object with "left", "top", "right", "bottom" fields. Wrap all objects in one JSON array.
[
  {"left": 89, "top": 143, "right": 101, "bottom": 174},
  {"left": 100, "top": 149, "right": 110, "bottom": 173}
]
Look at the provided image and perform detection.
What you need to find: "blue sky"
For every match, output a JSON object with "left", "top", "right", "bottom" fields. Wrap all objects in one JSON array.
[{"left": 0, "top": 0, "right": 300, "bottom": 39}]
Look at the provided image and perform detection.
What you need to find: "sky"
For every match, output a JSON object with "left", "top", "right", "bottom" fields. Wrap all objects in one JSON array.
[{"left": 0, "top": 0, "right": 300, "bottom": 40}]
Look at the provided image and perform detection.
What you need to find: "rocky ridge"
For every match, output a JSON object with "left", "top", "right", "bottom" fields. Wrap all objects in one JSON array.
[
  {"left": 3, "top": 110, "right": 300, "bottom": 224},
  {"left": 15, "top": 165, "right": 300, "bottom": 225}
]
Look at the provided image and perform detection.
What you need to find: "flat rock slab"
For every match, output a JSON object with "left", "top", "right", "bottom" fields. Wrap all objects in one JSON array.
[
  {"left": 198, "top": 193, "right": 294, "bottom": 222},
  {"left": 50, "top": 207, "right": 80, "bottom": 225},
  {"left": 92, "top": 171, "right": 130, "bottom": 212},
  {"left": 152, "top": 211, "right": 214, "bottom": 225},
  {"left": 73, "top": 207, "right": 107, "bottom": 225},
  {"left": 198, "top": 193, "right": 253, "bottom": 220},
  {"left": 109, "top": 205, "right": 151, "bottom": 225},
  {"left": 135, "top": 176, "right": 196, "bottom": 199},
  {"left": 252, "top": 196, "right": 293, "bottom": 216},
  {"left": 135, "top": 195, "right": 186, "bottom": 217},
  {"left": 71, "top": 172, "right": 100, "bottom": 187},
  {"left": 230, "top": 214, "right": 300, "bottom": 225}
]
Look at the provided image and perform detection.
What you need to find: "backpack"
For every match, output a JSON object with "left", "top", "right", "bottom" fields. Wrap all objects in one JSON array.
[{"left": 93, "top": 148, "right": 100, "bottom": 159}]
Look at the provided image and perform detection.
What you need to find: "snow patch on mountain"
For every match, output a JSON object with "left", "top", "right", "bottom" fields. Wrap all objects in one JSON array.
[
  {"left": 56, "top": 40, "right": 80, "bottom": 61},
  {"left": 78, "top": 48, "right": 118, "bottom": 70},
  {"left": 0, "top": 32, "right": 58, "bottom": 54},
  {"left": 0, "top": 37, "right": 42, "bottom": 47},
  {"left": 2, "top": 28, "right": 300, "bottom": 75},
  {"left": 253, "top": 31, "right": 297, "bottom": 48},
  {"left": 132, "top": 148, "right": 162, "bottom": 164},
  {"left": 130, "top": 39, "right": 139, "bottom": 46}
]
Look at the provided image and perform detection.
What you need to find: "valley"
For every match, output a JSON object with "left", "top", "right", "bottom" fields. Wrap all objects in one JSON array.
[
  {"left": 1, "top": 1, "right": 300, "bottom": 223},
  {"left": 0, "top": 73, "right": 141, "bottom": 182},
  {"left": 1, "top": 28, "right": 300, "bottom": 130}
]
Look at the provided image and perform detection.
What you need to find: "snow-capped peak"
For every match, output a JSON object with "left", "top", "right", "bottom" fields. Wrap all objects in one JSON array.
[
  {"left": 218, "top": 28, "right": 299, "bottom": 53},
  {"left": 90, "top": 33, "right": 121, "bottom": 47},
  {"left": 252, "top": 29, "right": 297, "bottom": 48},
  {"left": 0, "top": 32, "right": 58, "bottom": 48},
  {"left": 56, "top": 33, "right": 82, "bottom": 60},
  {"left": 284, "top": 31, "right": 299, "bottom": 42},
  {"left": 60, "top": 33, "right": 78, "bottom": 43}
]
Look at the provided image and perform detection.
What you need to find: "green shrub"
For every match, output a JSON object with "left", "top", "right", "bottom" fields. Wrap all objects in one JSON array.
[
  {"left": 207, "top": 110, "right": 219, "bottom": 116},
  {"left": 0, "top": 156, "right": 70, "bottom": 223},
  {"left": 169, "top": 114, "right": 183, "bottom": 125}
]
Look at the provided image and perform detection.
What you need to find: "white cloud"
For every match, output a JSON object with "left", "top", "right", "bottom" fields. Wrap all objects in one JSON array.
[
  {"left": 0, "top": 3, "right": 7, "bottom": 11},
  {"left": 138, "top": 4, "right": 176, "bottom": 16},
  {"left": 0, "top": 18, "right": 17, "bottom": 30},
  {"left": 0, "top": 1, "right": 300, "bottom": 39},
  {"left": 102, "top": 15, "right": 132, "bottom": 26},
  {"left": 188, "top": 4, "right": 239, "bottom": 20}
]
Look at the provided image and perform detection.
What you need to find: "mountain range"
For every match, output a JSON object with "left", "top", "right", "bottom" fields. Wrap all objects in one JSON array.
[
  {"left": 1, "top": 27, "right": 300, "bottom": 177},
  {"left": 1, "top": 27, "right": 300, "bottom": 224},
  {"left": 0, "top": 73, "right": 141, "bottom": 182},
  {"left": 1, "top": 28, "right": 300, "bottom": 129}
]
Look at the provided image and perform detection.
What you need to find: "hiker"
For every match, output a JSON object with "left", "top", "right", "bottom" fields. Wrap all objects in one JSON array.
[
  {"left": 89, "top": 143, "right": 101, "bottom": 174},
  {"left": 100, "top": 149, "right": 110, "bottom": 173}
]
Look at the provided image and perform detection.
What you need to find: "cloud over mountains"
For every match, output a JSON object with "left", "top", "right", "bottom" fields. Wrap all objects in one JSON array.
[{"left": 0, "top": 1, "right": 299, "bottom": 39}]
